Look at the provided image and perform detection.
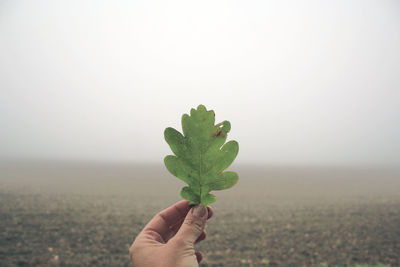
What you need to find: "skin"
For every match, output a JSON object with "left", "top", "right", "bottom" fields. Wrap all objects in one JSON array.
[{"left": 129, "top": 200, "right": 214, "bottom": 267}]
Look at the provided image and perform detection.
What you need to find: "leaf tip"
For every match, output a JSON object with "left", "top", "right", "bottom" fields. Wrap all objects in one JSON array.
[
  {"left": 163, "top": 127, "right": 171, "bottom": 137},
  {"left": 222, "top": 120, "right": 231, "bottom": 133},
  {"left": 197, "top": 104, "right": 207, "bottom": 111}
]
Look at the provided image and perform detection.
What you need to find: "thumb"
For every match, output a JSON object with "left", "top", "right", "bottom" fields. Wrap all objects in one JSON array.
[{"left": 174, "top": 205, "right": 208, "bottom": 244}]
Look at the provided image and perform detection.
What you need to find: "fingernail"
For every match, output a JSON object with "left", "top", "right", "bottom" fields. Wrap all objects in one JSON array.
[{"left": 192, "top": 205, "right": 207, "bottom": 218}]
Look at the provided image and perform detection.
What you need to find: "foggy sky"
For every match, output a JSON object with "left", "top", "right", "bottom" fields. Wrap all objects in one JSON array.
[{"left": 0, "top": 0, "right": 399, "bottom": 166}]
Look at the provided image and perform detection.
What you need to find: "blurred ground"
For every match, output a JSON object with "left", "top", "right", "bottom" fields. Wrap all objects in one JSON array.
[{"left": 0, "top": 162, "right": 399, "bottom": 266}]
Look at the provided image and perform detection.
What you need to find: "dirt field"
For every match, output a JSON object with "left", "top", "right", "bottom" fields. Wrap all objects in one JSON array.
[{"left": 1, "top": 162, "right": 399, "bottom": 266}]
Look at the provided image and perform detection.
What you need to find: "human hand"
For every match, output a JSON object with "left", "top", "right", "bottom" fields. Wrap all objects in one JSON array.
[{"left": 129, "top": 200, "right": 213, "bottom": 267}]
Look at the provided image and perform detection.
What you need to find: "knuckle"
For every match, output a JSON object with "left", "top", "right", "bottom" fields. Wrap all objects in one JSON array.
[
  {"left": 183, "top": 218, "right": 204, "bottom": 233},
  {"left": 172, "top": 236, "right": 193, "bottom": 249},
  {"left": 154, "top": 212, "right": 163, "bottom": 221},
  {"left": 155, "top": 211, "right": 168, "bottom": 222},
  {"left": 172, "top": 236, "right": 187, "bottom": 247}
]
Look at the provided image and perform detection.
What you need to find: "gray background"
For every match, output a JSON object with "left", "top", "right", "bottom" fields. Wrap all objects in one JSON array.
[{"left": 1, "top": 0, "right": 399, "bottom": 167}]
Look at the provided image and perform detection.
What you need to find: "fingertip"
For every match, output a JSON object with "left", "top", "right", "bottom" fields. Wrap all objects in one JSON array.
[
  {"left": 178, "top": 200, "right": 192, "bottom": 210},
  {"left": 195, "top": 231, "right": 206, "bottom": 243},
  {"left": 207, "top": 206, "right": 214, "bottom": 220},
  {"left": 195, "top": 251, "right": 203, "bottom": 263}
]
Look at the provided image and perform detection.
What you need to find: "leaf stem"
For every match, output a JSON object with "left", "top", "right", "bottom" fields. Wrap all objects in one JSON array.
[{"left": 199, "top": 152, "right": 202, "bottom": 203}]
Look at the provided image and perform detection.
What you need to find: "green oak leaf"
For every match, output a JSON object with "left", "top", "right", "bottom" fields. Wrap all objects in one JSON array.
[{"left": 164, "top": 104, "right": 239, "bottom": 205}]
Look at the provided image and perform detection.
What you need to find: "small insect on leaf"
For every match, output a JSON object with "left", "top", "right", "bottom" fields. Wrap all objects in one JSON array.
[{"left": 164, "top": 105, "right": 239, "bottom": 205}]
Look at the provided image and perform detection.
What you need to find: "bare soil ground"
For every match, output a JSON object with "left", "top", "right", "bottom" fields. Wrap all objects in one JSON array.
[{"left": 1, "top": 162, "right": 399, "bottom": 267}]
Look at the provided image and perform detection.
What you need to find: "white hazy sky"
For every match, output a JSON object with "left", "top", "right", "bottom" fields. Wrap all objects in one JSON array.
[{"left": 0, "top": 0, "right": 399, "bottom": 166}]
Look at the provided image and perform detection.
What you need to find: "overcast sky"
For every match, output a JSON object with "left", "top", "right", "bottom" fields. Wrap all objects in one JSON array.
[{"left": 0, "top": 0, "right": 399, "bottom": 166}]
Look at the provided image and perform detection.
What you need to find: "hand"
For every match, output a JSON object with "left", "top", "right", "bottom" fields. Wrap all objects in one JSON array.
[{"left": 129, "top": 200, "right": 214, "bottom": 267}]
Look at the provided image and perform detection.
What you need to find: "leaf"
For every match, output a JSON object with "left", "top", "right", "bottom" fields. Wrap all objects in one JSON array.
[{"left": 164, "top": 104, "right": 239, "bottom": 205}]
